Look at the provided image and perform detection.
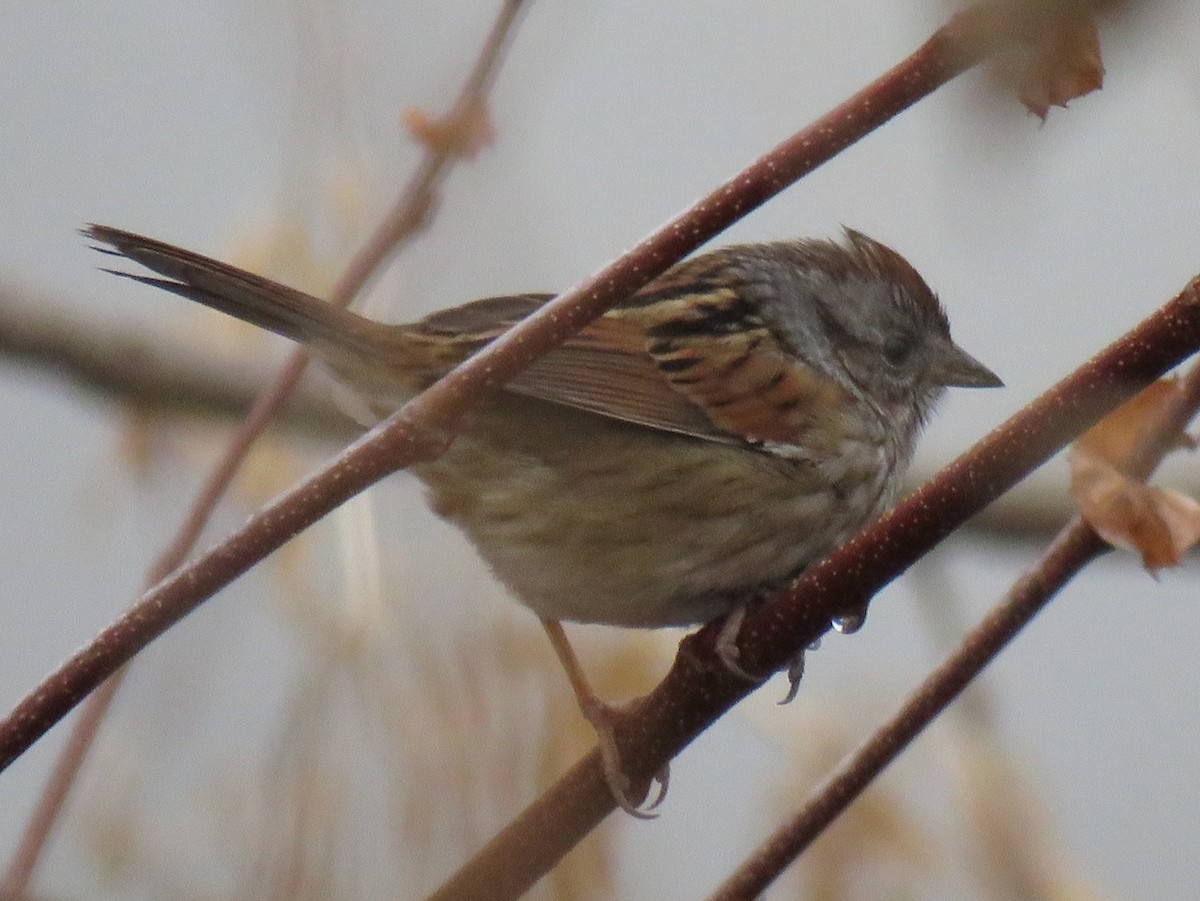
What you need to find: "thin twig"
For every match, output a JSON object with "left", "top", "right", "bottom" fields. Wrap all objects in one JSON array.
[
  {"left": 707, "top": 361, "right": 1200, "bottom": 900},
  {"left": 724, "top": 529, "right": 1106, "bottom": 901},
  {"left": 327, "top": 0, "right": 526, "bottom": 305},
  {"left": 0, "top": 2, "right": 529, "bottom": 895},
  {"left": 0, "top": 282, "right": 352, "bottom": 438}
]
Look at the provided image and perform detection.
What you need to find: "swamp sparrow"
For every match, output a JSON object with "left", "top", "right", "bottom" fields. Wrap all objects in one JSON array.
[{"left": 88, "top": 225, "right": 1000, "bottom": 808}]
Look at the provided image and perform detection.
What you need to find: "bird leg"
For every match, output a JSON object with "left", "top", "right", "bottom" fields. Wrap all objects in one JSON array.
[{"left": 539, "top": 618, "right": 667, "bottom": 817}]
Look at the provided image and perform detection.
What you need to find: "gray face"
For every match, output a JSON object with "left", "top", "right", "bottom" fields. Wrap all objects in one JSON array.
[
  {"left": 815, "top": 271, "right": 951, "bottom": 417},
  {"left": 731, "top": 233, "right": 954, "bottom": 427}
]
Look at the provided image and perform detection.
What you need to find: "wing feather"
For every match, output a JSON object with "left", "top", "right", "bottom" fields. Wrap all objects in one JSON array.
[{"left": 406, "top": 270, "right": 834, "bottom": 450}]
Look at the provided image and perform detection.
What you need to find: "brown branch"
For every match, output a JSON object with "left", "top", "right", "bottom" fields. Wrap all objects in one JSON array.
[
  {"left": 0, "top": 1, "right": 530, "bottom": 896},
  {"left": 922, "top": 471, "right": 1078, "bottom": 542},
  {"left": 707, "top": 361, "right": 1200, "bottom": 900},
  {"left": 327, "top": 0, "right": 527, "bottom": 304}
]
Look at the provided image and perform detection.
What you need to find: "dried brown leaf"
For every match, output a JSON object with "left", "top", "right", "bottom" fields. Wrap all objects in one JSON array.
[
  {"left": 1074, "top": 378, "right": 1194, "bottom": 471},
  {"left": 1070, "top": 379, "right": 1200, "bottom": 570},
  {"left": 1017, "top": 6, "right": 1104, "bottom": 119}
]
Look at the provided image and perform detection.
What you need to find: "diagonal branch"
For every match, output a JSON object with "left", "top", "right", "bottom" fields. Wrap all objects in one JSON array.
[{"left": 707, "top": 361, "right": 1200, "bottom": 900}]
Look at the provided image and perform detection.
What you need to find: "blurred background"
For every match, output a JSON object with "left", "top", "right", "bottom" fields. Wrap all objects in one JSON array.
[{"left": 2, "top": 0, "right": 1200, "bottom": 897}]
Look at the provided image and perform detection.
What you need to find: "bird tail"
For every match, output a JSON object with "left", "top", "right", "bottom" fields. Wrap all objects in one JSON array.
[{"left": 84, "top": 224, "right": 391, "bottom": 360}]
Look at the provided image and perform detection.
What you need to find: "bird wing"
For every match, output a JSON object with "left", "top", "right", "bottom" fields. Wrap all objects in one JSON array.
[
  {"left": 86, "top": 223, "right": 834, "bottom": 449},
  {"left": 413, "top": 273, "right": 838, "bottom": 448},
  {"left": 412, "top": 291, "right": 726, "bottom": 441}
]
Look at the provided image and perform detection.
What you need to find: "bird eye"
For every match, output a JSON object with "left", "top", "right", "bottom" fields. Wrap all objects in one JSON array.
[{"left": 882, "top": 336, "right": 914, "bottom": 367}]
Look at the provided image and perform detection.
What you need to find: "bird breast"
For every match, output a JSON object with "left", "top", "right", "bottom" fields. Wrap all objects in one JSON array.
[{"left": 411, "top": 394, "right": 901, "bottom": 627}]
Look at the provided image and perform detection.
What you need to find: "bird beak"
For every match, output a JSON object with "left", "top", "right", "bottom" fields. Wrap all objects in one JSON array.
[{"left": 930, "top": 340, "right": 1003, "bottom": 388}]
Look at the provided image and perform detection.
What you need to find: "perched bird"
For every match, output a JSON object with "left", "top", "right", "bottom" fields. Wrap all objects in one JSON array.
[{"left": 87, "top": 224, "right": 1001, "bottom": 811}]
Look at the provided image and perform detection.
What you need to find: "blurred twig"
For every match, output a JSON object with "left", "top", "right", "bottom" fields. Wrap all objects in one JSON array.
[
  {"left": 0, "top": 281, "right": 353, "bottom": 440},
  {"left": 0, "top": 284, "right": 1115, "bottom": 542},
  {"left": 0, "top": 1, "right": 529, "bottom": 896}
]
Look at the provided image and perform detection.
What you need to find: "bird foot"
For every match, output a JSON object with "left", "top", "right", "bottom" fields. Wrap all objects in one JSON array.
[
  {"left": 713, "top": 605, "right": 769, "bottom": 684},
  {"left": 539, "top": 618, "right": 668, "bottom": 816},
  {"left": 577, "top": 695, "right": 669, "bottom": 819},
  {"left": 712, "top": 606, "right": 808, "bottom": 703}
]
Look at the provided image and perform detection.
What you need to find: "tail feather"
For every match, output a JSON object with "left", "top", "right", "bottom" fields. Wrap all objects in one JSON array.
[{"left": 85, "top": 224, "right": 388, "bottom": 359}]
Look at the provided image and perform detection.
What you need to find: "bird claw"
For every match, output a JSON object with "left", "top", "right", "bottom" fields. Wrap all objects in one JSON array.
[
  {"left": 580, "top": 696, "right": 668, "bottom": 819},
  {"left": 714, "top": 606, "right": 768, "bottom": 684},
  {"left": 778, "top": 651, "right": 805, "bottom": 705},
  {"left": 711, "top": 605, "right": 812, "bottom": 704}
]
